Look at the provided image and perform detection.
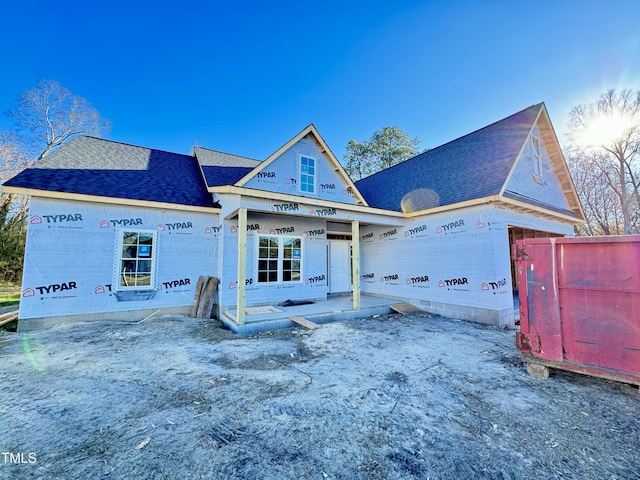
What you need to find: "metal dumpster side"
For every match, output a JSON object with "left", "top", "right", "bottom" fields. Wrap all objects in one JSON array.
[{"left": 514, "top": 236, "right": 640, "bottom": 386}]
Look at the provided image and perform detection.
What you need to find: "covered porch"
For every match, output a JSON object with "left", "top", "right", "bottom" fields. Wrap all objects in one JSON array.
[{"left": 220, "top": 293, "right": 401, "bottom": 334}]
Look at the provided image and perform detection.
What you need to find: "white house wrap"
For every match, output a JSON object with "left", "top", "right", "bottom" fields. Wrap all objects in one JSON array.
[{"left": 3, "top": 103, "right": 584, "bottom": 330}]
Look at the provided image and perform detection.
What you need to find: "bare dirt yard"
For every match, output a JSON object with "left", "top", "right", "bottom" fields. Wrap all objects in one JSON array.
[{"left": 1, "top": 312, "right": 638, "bottom": 479}]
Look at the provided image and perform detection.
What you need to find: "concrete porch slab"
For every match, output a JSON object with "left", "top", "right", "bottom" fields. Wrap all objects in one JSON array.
[{"left": 220, "top": 294, "right": 400, "bottom": 334}]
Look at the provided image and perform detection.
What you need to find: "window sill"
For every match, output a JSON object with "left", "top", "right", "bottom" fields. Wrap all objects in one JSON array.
[{"left": 114, "top": 290, "right": 158, "bottom": 302}]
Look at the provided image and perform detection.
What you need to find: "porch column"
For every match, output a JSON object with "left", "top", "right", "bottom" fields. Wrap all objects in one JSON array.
[
  {"left": 236, "top": 208, "right": 247, "bottom": 325},
  {"left": 351, "top": 220, "right": 361, "bottom": 310}
]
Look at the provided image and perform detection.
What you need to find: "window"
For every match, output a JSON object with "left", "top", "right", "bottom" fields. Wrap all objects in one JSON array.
[
  {"left": 258, "top": 235, "right": 302, "bottom": 283},
  {"left": 531, "top": 136, "right": 543, "bottom": 179},
  {"left": 299, "top": 155, "right": 316, "bottom": 193},
  {"left": 117, "top": 230, "right": 156, "bottom": 289}
]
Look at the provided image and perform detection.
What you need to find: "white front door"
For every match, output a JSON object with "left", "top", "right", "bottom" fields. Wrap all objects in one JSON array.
[{"left": 328, "top": 241, "right": 351, "bottom": 293}]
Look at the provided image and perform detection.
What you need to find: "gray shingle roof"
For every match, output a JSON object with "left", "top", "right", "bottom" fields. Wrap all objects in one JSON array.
[
  {"left": 4, "top": 136, "right": 217, "bottom": 208},
  {"left": 193, "top": 147, "right": 260, "bottom": 188},
  {"left": 355, "top": 104, "right": 543, "bottom": 212}
]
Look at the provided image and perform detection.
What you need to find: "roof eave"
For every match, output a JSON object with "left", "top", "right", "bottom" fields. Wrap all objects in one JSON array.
[
  {"left": 209, "top": 185, "right": 403, "bottom": 218},
  {"left": 3, "top": 185, "right": 221, "bottom": 214}
]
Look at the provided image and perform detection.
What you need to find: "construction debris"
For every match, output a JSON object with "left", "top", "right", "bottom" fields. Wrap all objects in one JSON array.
[
  {"left": 191, "top": 276, "right": 219, "bottom": 318},
  {"left": 0, "top": 310, "right": 19, "bottom": 327},
  {"left": 389, "top": 303, "right": 424, "bottom": 315},
  {"left": 288, "top": 316, "right": 320, "bottom": 330}
]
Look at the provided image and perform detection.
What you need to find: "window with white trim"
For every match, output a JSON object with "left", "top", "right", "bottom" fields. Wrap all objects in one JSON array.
[
  {"left": 299, "top": 155, "right": 316, "bottom": 193},
  {"left": 531, "top": 136, "right": 543, "bottom": 179},
  {"left": 117, "top": 230, "right": 157, "bottom": 289},
  {"left": 257, "top": 235, "right": 302, "bottom": 283}
]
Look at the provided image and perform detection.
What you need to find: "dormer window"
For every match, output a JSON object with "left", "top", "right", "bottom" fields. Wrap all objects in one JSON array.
[
  {"left": 531, "top": 136, "right": 543, "bottom": 180},
  {"left": 299, "top": 155, "right": 316, "bottom": 194}
]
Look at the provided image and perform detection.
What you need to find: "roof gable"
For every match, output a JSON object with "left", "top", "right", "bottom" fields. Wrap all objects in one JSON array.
[
  {"left": 355, "top": 104, "right": 583, "bottom": 221},
  {"left": 234, "top": 124, "right": 368, "bottom": 206},
  {"left": 4, "top": 136, "right": 217, "bottom": 209},
  {"left": 501, "top": 106, "right": 584, "bottom": 220}
]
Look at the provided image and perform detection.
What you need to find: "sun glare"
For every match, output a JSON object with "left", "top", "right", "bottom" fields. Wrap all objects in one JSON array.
[{"left": 577, "top": 113, "right": 635, "bottom": 148}]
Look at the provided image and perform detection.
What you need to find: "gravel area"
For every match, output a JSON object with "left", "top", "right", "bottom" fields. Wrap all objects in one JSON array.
[{"left": 1, "top": 312, "right": 638, "bottom": 479}]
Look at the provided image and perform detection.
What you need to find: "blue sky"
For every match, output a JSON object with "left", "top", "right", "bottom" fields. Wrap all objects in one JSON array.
[{"left": 1, "top": 0, "right": 639, "bottom": 162}]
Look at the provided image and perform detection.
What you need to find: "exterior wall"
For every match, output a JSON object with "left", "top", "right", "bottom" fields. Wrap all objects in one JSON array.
[
  {"left": 242, "top": 135, "right": 359, "bottom": 204},
  {"left": 19, "top": 197, "right": 219, "bottom": 327},
  {"left": 217, "top": 212, "right": 329, "bottom": 312},
  {"left": 359, "top": 204, "right": 574, "bottom": 326},
  {"left": 504, "top": 124, "right": 571, "bottom": 210}
]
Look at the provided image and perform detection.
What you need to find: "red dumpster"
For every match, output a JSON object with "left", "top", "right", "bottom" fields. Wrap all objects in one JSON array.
[{"left": 514, "top": 236, "right": 640, "bottom": 386}]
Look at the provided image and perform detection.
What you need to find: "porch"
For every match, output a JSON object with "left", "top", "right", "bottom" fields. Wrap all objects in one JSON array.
[{"left": 220, "top": 294, "right": 399, "bottom": 334}]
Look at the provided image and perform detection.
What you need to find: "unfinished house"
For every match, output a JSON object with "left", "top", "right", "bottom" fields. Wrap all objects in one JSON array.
[{"left": 3, "top": 103, "right": 584, "bottom": 332}]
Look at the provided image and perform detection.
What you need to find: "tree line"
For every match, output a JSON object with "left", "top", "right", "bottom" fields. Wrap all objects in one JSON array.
[{"left": 1, "top": 81, "right": 638, "bottom": 284}]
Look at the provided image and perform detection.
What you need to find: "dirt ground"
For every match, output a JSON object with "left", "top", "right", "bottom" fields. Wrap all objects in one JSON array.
[{"left": 1, "top": 312, "right": 638, "bottom": 480}]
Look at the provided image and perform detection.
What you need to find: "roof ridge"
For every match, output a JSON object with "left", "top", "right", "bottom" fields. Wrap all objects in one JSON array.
[
  {"left": 82, "top": 135, "right": 193, "bottom": 158},
  {"left": 357, "top": 103, "right": 544, "bottom": 182}
]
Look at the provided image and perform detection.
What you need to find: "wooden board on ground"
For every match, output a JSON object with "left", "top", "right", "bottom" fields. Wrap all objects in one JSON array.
[
  {"left": 389, "top": 303, "right": 424, "bottom": 315},
  {"left": 192, "top": 276, "right": 219, "bottom": 318},
  {"left": 191, "top": 275, "right": 204, "bottom": 317},
  {"left": 288, "top": 316, "right": 320, "bottom": 330},
  {"left": 196, "top": 277, "right": 219, "bottom": 318},
  {"left": 0, "top": 310, "right": 19, "bottom": 327}
]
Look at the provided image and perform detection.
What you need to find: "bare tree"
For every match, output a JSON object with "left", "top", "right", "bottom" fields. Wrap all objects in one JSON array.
[
  {"left": 566, "top": 150, "right": 629, "bottom": 235},
  {"left": 6, "top": 78, "right": 111, "bottom": 161},
  {"left": 0, "top": 79, "right": 111, "bottom": 283},
  {"left": 566, "top": 89, "right": 640, "bottom": 234}
]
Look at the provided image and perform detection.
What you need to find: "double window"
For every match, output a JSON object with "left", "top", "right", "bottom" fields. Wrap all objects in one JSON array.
[
  {"left": 116, "top": 230, "right": 156, "bottom": 289},
  {"left": 299, "top": 155, "right": 316, "bottom": 194},
  {"left": 258, "top": 235, "right": 302, "bottom": 283}
]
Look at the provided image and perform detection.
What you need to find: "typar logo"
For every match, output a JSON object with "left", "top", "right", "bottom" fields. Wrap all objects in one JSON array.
[
  {"left": 320, "top": 183, "right": 336, "bottom": 190},
  {"left": 27, "top": 281, "right": 78, "bottom": 295},
  {"left": 481, "top": 278, "right": 507, "bottom": 291},
  {"left": 437, "top": 219, "right": 465, "bottom": 234},
  {"left": 405, "top": 224, "right": 429, "bottom": 237},
  {"left": 159, "top": 222, "right": 193, "bottom": 231},
  {"left": 108, "top": 218, "right": 143, "bottom": 227},
  {"left": 309, "top": 208, "right": 337, "bottom": 217},
  {"left": 303, "top": 229, "right": 325, "bottom": 237},
  {"left": 379, "top": 229, "right": 398, "bottom": 240},
  {"left": 204, "top": 225, "right": 222, "bottom": 234},
  {"left": 476, "top": 221, "right": 486, "bottom": 229},
  {"left": 229, "top": 223, "right": 260, "bottom": 232},
  {"left": 30, "top": 215, "right": 43, "bottom": 225},
  {"left": 380, "top": 274, "right": 399, "bottom": 283},
  {"left": 99, "top": 220, "right": 110, "bottom": 229},
  {"left": 359, "top": 232, "right": 374, "bottom": 242},
  {"left": 161, "top": 278, "right": 191, "bottom": 289},
  {"left": 284, "top": 178, "right": 297, "bottom": 185},
  {"left": 305, "top": 274, "right": 326, "bottom": 285},
  {"left": 94, "top": 284, "right": 112, "bottom": 294},
  {"left": 256, "top": 171, "right": 276, "bottom": 179},
  {"left": 269, "top": 226, "right": 295, "bottom": 234},
  {"left": 407, "top": 275, "right": 429, "bottom": 285},
  {"left": 229, "top": 279, "right": 254, "bottom": 289},
  {"left": 439, "top": 277, "right": 469, "bottom": 287},
  {"left": 272, "top": 203, "right": 299, "bottom": 212},
  {"left": 360, "top": 273, "right": 375, "bottom": 281}
]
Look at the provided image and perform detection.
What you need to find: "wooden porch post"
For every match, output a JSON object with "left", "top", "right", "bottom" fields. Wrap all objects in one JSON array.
[
  {"left": 351, "top": 220, "right": 361, "bottom": 310},
  {"left": 237, "top": 208, "right": 247, "bottom": 325}
]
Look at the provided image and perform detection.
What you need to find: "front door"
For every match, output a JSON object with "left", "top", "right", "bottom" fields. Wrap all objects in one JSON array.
[{"left": 328, "top": 241, "right": 351, "bottom": 293}]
